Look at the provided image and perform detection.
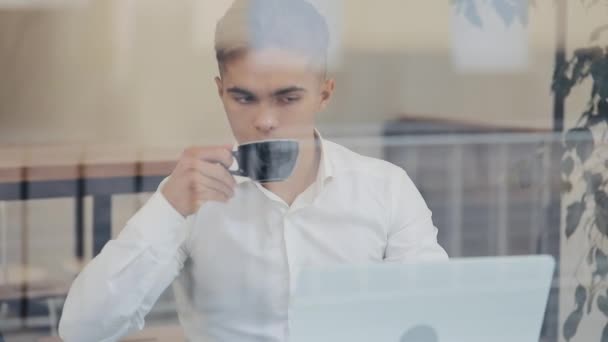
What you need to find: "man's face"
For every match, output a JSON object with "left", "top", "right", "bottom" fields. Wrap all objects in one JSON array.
[{"left": 215, "top": 48, "right": 335, "bottom": 144}]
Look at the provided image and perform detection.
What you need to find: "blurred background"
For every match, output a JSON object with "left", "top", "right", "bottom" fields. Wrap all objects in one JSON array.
[{"left": 1, "top": 0, "right": 607, "bottom": 341}]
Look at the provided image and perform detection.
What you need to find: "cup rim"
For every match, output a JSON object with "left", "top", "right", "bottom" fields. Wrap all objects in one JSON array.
[{"left": 236, "top": 138, "right": 299, "bottom": 148}]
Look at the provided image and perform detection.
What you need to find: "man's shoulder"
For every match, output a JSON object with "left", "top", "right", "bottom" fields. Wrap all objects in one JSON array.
[{"left": 324, "top": 140, "right": 406, "bottom": 180}]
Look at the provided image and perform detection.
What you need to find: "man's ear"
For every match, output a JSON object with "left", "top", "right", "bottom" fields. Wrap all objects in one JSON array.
[
  {"left": 319, "top": 78, "right": 335, "bottom": 111},
  {"left": 215, "top": 76, "right": 224, "bottom": 97}
]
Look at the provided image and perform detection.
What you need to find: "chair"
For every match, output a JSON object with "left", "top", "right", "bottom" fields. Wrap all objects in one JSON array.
[{"left": 0, "top": 201, "right": 69, "bottom": 336}]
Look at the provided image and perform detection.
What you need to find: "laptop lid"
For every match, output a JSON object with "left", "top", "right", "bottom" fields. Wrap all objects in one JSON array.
[{"left": 289, "top": 255, "right": 555, "bottom": 342}]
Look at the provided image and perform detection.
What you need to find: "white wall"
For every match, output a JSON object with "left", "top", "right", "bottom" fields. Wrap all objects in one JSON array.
[{"left": 0, "top": 0, "right": 605, "bottom": 143}]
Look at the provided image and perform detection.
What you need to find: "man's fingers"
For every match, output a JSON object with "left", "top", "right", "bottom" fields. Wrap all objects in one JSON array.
[
  {"left": 183, "top": 159, "right": 236, "bottom": 189},
  {"left": 197, "top": 147, "right": 234, "bottom": 169},
  {"left": 198, "top": 175, "right": 234, "bottom": 199},
  {"left": 201, "top": 161, "right": 237, "bottom": 188}
]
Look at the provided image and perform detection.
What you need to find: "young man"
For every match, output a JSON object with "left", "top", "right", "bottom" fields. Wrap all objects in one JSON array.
[{"left": 59, "top": 0, "right": 448, "bottom": 341}]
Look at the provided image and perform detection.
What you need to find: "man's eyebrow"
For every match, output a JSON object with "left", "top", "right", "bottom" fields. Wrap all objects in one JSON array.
[
  {"left": 273, "top": 87, "right": 306, "bottom": 96},
  {"left": 226, "top": 87, "right": 256, "bottom": 97}
]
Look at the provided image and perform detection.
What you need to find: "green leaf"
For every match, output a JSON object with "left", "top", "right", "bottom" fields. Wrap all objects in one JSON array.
[
  {"left": 564, "top": 128, "right": 585, "bottom": 150},
  {"left": 591, "top": 174, "right": 604, "bottom": 188},
  {"left": 589, "top": 290, "right": 597, "bottom": 314},
  {"left": 592, "top": 57, "right": 608, "bottom": 100},
  {"left": 599, "top": 292, "right": 608, "bottom": 316},
  {"left": 561, "top": 180, "right": 573, "bottom": 194},
  {"left": 564, "top": 286, "right": 587, "bottom": 340},
  {"left": 564, "top": 127, "right": 594, "bottom": 163},
  {"left": 576, "top": 285, "right": 588, "bottom": 306},
  {"left": 596, "top": 191, "right": 608, "bottom": 237},
  {"left": 599, "top": 99, "right": 608, "bottom": 119},
  {"left": 464, "top": 0, "right": 482, "bottom": 27},
  {"left": 595, "top": 248, "right": 608, "bottom": 279},
  {"left": 585, "top": 98, "right": 608, "bottom": 126},
  {"left": 563, "top": 307, "right": 583, "bottom": 341},
  {"left": 552, "top": 74, "right": 573, "bottom": 98},
  {"left": 491, "top": 0, "right": 516, "bottom": 26},
  {"left": 566, "top": 201, "right": 586, "bottom": 238},
  {"left": 600, "top": 82, "right": 608, "bottom": 101},
  {"left": 588, "top": 247, "right": 596, "bottom": 265},
  {"left": 451, "top": 0, "right": 463, "bottom": 11},
  {"left": 571, "top": 55, "right": 593, "bottom": 85},
  {"left": 585, "top": 172, "right": 604, "bottom": 194},
  {"left": 574, "top": 46, "right": 603, "bottom": 59},
  {"left": 562, "top": 156, "right": 574, "bottom": 177},
  {"left": 577, "top": 135, "right": 595, "bottom": 163},
  {"left": 586, "top": 113, "right": 606, "bottom": 127},
  {"left": 602, "top": 322, "right": 608, "bottom": 342}
]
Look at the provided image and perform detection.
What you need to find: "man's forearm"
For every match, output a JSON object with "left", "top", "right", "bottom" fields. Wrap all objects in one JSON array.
[{"left": 59, "top": 192, "right": 189, "bottom": 342}]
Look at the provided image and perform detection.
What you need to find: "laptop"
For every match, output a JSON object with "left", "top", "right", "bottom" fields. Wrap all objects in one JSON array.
[{"left": 289, "top": 255, "right": 554, "bottom": 342}]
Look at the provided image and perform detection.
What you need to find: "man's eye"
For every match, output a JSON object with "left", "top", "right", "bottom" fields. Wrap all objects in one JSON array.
[
  {"left": 279, "top": 96, "right": 300, "bottom": 104},
  {"left": 234, "top": 96, "right": 255, "bottom": 104}
]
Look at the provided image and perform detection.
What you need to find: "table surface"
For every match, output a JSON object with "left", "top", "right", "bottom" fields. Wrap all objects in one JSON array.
[
  {"left": 0, "top": 282, "right": 69, "bottom": 301},
  {"left": 0, "top": 144, "right": 181, "bottom": 183},
  {"left": 37, "top": 325, "right": 185, "bottom": 342}
]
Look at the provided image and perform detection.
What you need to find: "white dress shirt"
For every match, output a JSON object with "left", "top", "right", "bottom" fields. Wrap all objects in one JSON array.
[{"left": 59, "top": 134, "right": 448, "bottom": 342}]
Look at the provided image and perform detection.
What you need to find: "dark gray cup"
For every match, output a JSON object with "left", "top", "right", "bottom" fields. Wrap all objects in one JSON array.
[{"left": 230, "top": 139, "right": 299, "bottom": 183}]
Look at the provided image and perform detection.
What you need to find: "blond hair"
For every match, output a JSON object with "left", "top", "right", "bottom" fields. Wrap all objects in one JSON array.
[{"left": 214, "top": 0, "right": 329, "bottom": 71}]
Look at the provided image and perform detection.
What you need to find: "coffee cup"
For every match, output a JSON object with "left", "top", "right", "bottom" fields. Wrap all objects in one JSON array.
[{"left": 229, "top": 139, "right": 299, "bottom": 183}]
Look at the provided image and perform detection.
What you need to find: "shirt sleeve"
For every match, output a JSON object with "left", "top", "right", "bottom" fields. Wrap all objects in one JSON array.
[
  {"left": 59, "top": 183, "right": 191, "bottom": 342},
  {"left": 384, "top": 169, "right": 449, "bottom": 263}
]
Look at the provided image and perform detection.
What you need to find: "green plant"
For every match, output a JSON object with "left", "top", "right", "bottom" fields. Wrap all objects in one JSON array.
[
  {"left": 559, "top": 43, "right": 608, "bottom": 342},
  {"left": 451, "top": 0, "right": 531, "bottom": 28},
  {"left": 453, "top": 0, "right": 608, "bottom": 340}
]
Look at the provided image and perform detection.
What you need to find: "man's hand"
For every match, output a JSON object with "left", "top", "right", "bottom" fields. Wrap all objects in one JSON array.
[{"left": 162, "top": 146, "right": 236, "bottom": 217}]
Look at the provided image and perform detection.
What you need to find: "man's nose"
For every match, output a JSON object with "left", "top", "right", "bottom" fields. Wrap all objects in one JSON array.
[{"left": 253, "top": 109, "right": 279, "bottom": 134}]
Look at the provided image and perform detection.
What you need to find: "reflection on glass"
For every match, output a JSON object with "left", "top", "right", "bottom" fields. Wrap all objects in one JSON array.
[{"left": 0, "top": 0, "right": 607, "bottom": 341}]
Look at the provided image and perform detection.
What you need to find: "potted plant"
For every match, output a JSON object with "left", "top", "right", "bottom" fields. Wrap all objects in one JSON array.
[
  {"left": 558, "top": 33, "right": 608, "bottom": 342},
  {"left": 452, "top": 1, "right": 608, "bottom": 340}
]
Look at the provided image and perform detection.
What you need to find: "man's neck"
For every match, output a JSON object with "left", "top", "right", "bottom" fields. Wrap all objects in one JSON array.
[{"left": 262, "top": 133, "right": 321, "bottom": 206}]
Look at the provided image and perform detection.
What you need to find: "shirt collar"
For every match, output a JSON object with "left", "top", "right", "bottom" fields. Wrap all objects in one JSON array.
[
  {"left": 232, "top": 128, "right": 333, "bottom": 186},
  {"left": 315, "top": 128, "right": 334, "bottom": 186}
]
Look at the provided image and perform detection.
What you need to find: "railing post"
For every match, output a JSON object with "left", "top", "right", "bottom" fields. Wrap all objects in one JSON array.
[
  {"left": 449, "top": 144, "right": 464, "bottom": 257},
  {"left": 92, "top": 195, "right": 112, "bottom": 257}
]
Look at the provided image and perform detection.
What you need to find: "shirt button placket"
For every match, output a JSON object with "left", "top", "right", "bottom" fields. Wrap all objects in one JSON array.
[{"left": 282, "top": 209, "right": 296, "bottom": 340}]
